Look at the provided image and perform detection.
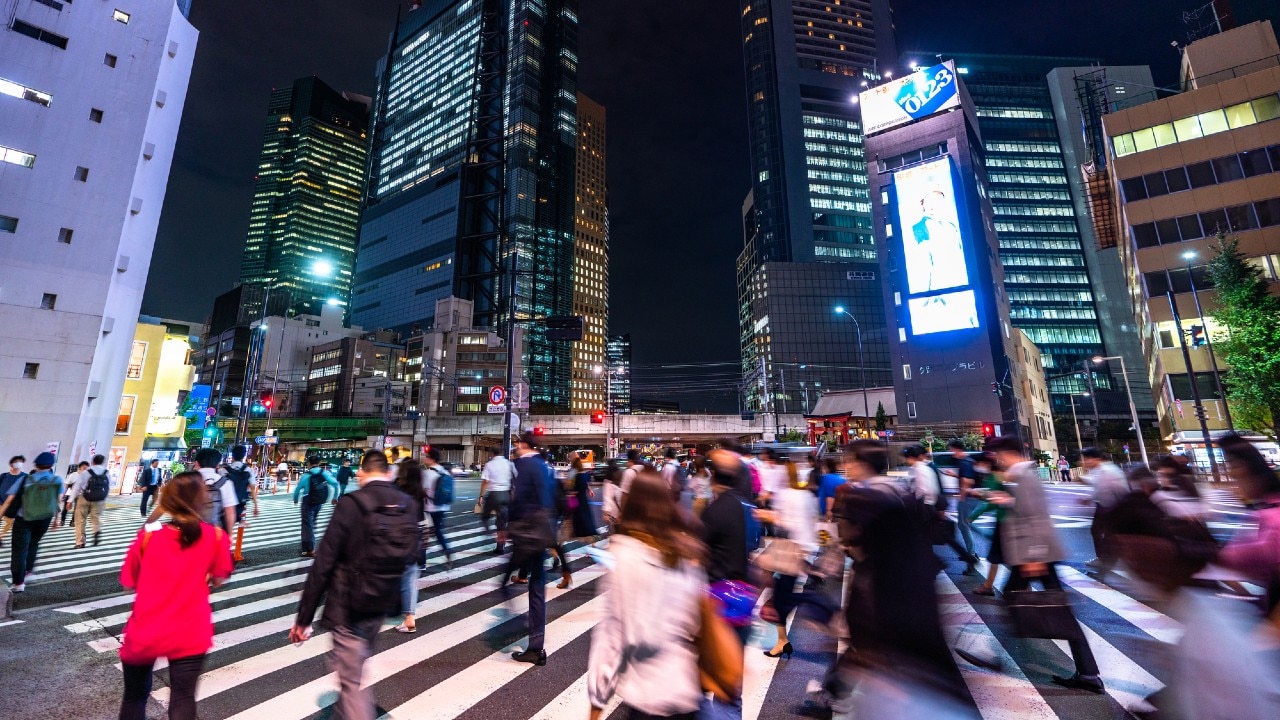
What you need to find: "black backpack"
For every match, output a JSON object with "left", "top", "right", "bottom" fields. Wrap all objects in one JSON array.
[
  {"left": 347, "top": 483, "right": 421, "bottom": 616},
  {"left": 225, "top": 464, "right": 253, "bottom": 504},
  {"left": 82, "top": 468, "right": 110, "bottom": 502},
  {"left": 305, "top": 469, "right": 329, "bottom": 504}
]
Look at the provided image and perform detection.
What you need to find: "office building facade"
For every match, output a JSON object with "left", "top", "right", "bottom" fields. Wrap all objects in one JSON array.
[
  {"left": 570, "top": 92, "right": 609, "bottom": 414},
  {"left": 239, "top": 76, "right": 370, "bottom": 317},
  {"left": 605, "top": 334, "right": 631, "bottom": 415},
  {"left": 736, "top": 0, "right": 897, "bottom": 413},
  {"left": 353, "top": 0, "right": 578, "bottom": 412},
  {"left": 0, "top": 0, "right": 198, "bottom": 463},
  {"left": 1103, "top": 21, "right": 1280, "bottom": 441},
  {"left": 403, "top": 297, "right": 523, "bottom": 417}
]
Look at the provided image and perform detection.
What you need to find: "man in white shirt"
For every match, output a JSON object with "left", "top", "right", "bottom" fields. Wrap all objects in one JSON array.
[
  {"left": 619, "top": 450, "right": 646, "bottom": 496},
  {"left": 148, "top": 447, "right": 236, "bottom": 534},
  {"left": 1079, "top": 447, "right": 1128, "bottom": 575},
  {"left": 67, "top": 454, "right": 111, "bottom": 548},
  {"left": 479, "top": 451, "right": 515, "bottom": 555},
  {"left": 904, "top": 445, "right": 978, "bottom": 572},
  {"left": 756, "top": 448, "right": 789, "bottom": 501}
]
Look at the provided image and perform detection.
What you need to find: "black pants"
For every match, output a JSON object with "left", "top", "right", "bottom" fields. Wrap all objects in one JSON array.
[
  {"left": 10, "top": 515, "right": 52, "bottom": 583},
  {"left": 139, "top": 486, "right": 158, "bottom": 518},
  {"left": 120, "top": 654, "right": 204, "bottom": 720},
  {"left": 300, "top": 501, "right": 323, "bottom": 552},
  {"left": 1003, "top": 563, "right": 1099, "bottom": 676},
  {"left": 1090, "top": 504, "right": 1115, "bottom": 570}
]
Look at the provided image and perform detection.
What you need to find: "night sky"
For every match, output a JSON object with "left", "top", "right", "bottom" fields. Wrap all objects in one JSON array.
[{"left": 143, "top": 0, "right": 1279, "bottom": 411}]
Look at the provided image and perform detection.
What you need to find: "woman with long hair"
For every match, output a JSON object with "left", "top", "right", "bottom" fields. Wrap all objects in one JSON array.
[
  {"left": 393, "top": 459, "right": 427, "bottom": 633},
  {"left": 754, "top": 461, "right": 818, "bottom": 659},
  {"left": 566, "top": 455, "right": 599, "bottom": 544},
  {"left": 588, "top": 470, "right": 707, "bottom": 719},
  {"left": 117, "top": 471, "right": 234, "bottom": 720}
]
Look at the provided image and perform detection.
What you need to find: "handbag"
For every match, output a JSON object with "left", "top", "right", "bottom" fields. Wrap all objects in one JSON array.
[
  {"left": 508, "top": 509, "right": 555, "bottom": 554},
  {"left": 696, "top": 593, "right": 743, "bottom": 704},
  {"left": 1004, "top": 589, "right": 1083, "bottom": 640},
  {"left": 753, "top": 538, "right": 806, "bottom": 577}
]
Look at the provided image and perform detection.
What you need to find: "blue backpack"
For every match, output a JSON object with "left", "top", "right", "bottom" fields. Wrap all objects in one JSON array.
[
  {"left": 433, "top": 470, "right": 454, "bottom": 505},
  {"left": 741, "top": 499, "right": 763, "bottom": 554}
]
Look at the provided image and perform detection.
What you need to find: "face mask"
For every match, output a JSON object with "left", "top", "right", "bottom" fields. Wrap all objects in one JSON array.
[{"left": 10, "top": 462, "right": 23, "bottom": 471}]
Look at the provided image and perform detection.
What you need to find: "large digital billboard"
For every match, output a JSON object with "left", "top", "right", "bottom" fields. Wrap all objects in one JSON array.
[
  {"left": 893, "top": 157, "right": 980, "bottom": 335},
  {"left": 859, "top": 61, "right": 961, "bottom": 136}
]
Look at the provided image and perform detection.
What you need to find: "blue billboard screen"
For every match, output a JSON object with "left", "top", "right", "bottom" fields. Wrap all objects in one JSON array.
[
  {"left": 908, "top": 290, "right": 979, "bottom": 335},
  {"left": 895, "top": 157, "right": 970, "bottom": 295}
]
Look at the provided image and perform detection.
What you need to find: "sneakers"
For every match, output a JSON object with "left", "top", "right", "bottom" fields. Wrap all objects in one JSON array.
[{"left": 10, "top": 583, "right": 24, "bottom": 593}]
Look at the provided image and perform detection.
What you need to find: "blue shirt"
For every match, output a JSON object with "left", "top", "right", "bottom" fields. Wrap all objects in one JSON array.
[
  {"left": 293, "top": 468, "right": 341, "bottom": 505},
  {"left": 816, "top": 473, "right": 846, "bottom": 512},
  {"left": 0, "top": 471, "right": 24, "bottom": 500}
]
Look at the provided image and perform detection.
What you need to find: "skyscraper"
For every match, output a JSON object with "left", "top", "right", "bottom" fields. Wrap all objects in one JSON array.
[
  {"left": 605, "top": 334, "right": 631, "bottom": 415},
  {"left": 353, "top": 0, "right": 578, "bottom": 412},
  {"left": 571, "top": 92, "right": 609, "bottom": 414},
  {"left": 0, "top": 0, "right": 198, "bottom": 464},
  {"left": 737, "top": 1, "right": 897, "bottom": 414},
  {"left": 239, "top": 76, "right": 370, "bottom": 317}
]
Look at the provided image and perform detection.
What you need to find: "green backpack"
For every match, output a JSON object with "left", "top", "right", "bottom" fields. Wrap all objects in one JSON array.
[{"left": 21, "top": 471, "right": 62, "bottom": 521}]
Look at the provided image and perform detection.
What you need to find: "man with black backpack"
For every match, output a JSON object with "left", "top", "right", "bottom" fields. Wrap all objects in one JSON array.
[
  {"left": 69, "top": 454, "right": 111, "bottom": 548},
  {"left": 0, "top": 451, "right": 63, "bottom": 593},
  {"left": 291, "top": 449, "right": 419, "bottom": 720},
  {"left": 224, "top": 445, "right": 259, "bottom": 524},
  {"left": 293, "top": 455, "right": 341, "bottom": 558}
]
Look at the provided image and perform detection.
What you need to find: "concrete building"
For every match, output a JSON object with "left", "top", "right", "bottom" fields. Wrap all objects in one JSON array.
[
  {"left": 113, "top": 316, "right": 202, "bottom": 486},
  {"left": 239, "top": 76, "right": 370, "bottom": 318},
  {"left": 1102, "top": 20, "right": 1280, "bottom": 444},
  {"left": 196, "top": 284, "right": 289, "bottom": 417},
  {"left": 571, "top": 93, "right": 609, "bottom": 414},
  {"left": 1012, "top": 328, "right": 1058, "bottom": 456},
  {"left": 248, "top": 303, "right": 362, "bottom": 416},
  {"left": 0, "top": 0, "right": 198, "bottom": 465},
  {"left": 403, "top": 297, "right": 523, "bottom": 418},
  {"left": 303, "top": 330, "right": 405, "bottom": 417}
]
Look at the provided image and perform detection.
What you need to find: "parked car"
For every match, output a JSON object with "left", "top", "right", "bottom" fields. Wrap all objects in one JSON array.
[{"left": 439, "top": 461, "right": 471, "bottom": 477}]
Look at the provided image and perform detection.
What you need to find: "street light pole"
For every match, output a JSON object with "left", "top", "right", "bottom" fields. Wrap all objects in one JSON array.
[
  {"left": 836, "top": 308, "right": 870, "bottom": 439},
  {"left": 1182, "top": 251, "right": 1234, "bottom": 432},
  {"left": 1167, "top": 289, "right": 1222, "bottom": 482},
  {"left": 1070, "top": 392, "right": 1086, "bottom": 455},
  {"left": 1092, "top": 355, "right": 1149, "bottom": 466}
]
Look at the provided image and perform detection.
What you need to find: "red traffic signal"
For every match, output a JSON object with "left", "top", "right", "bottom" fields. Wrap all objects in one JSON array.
[
  {"left": 259, "top": 390, "right": 274, "bottom": 409},
  {"left": 981, "top": 423, "right": 996, "bottom": 438},
  {"left": 533, "top": 426, "right": 545, "bottom": 436},
  {"left": 590, "top": 411, "right": 605, "bottom": 424}
]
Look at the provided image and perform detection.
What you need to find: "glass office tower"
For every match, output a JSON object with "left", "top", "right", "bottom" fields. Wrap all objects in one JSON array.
[{"left": 239, "top": 76, "right": 369, "bottom": 317}]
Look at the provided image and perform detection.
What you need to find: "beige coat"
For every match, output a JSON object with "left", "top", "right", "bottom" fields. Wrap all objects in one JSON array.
[{"left": 999, "top": 461, "right": 1065, "bottom": 566}]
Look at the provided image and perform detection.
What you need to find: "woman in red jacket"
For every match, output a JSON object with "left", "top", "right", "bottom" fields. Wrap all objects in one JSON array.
[{"left": 118, "top": 471, "right": 234, "bottom": 720}]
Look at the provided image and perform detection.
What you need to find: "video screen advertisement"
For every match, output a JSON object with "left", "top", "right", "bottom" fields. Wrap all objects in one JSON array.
[
  {"left": 860, "top": 61, "right": 962, "bottom": 136},
  {"left": 892, "top": 157, "right": 980, "bottom": 336}
]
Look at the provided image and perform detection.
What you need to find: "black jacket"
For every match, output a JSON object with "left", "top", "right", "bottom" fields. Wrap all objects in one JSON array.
[
  {"left": 702, "top": 489, "right": 748, "bottom": 583},
  {"left": 295, "top": 479, "right": 408, "bottom": 628}
]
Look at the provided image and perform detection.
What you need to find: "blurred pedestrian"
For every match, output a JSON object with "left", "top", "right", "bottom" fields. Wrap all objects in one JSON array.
[
  {"left": 292, "top": 456, "right": 340, "bottom": 558},
  {"left": 62, "top": 461, "right": 88, "bottom": 527},
  {"left": 290, "top": 450, "right": 419, "bottom": 720},
  {"left": 816, "top": 457, "right": 846, "bottom": 521},
  {"left": 335, "top": 457, "right": 355, "bottom": 496},
  {"left": 1218, "top": 434, "right": 1280, "bottom": 614},
  {"left": 422, "top": 449, "right": 455, "bottom": 571},
  {"left": 754, "top": 463, "right": 818, "bottom": 659},
  {"left": 904, "top": 446, "right": 978, "bottom": 573},
  {"left": 969, "top": 453, "right": 1005, "bottom": 596},
  {"left": 117, "top": 471, "right": 233, "bottom": 720},
  {"left": 393, "top": 459, "right": 427, "bottom": 633},
  {"left": 948, "top": 441, "right": 982, "bottom": 564},
  {"left": 1154, "top": 456, "right": 1208, "bottom": 518},
  {"left": 0, "top": 455, "right": 27, "bottom": 549},
  {"left": 703, "top": 446, "right": 752, "bottom": 645},
  {"left": 138, "top": 459, "right": 162, "bottom": 519},
  {"left": 601, "top": 459, "right": 624, "bottom": 529},
  {"left": 587, "top": 470, "right": 708, "bottom": 719},
  {"left": 567, "top": 455, "right": 598, "bottom": 543},
  {"left": 687, "top": 454, "right": 713, "bottom": 517},
  {"left": 0, "top": 451, "right": 63, "bottom": 593},
  {"left": 1079, "top": 447, "right": 1126, "bottom": 578},
  {"left": 504, "top": 431, "right": 557, "bottom": 666},
  {"left": 69, "top": 454, "right": 111, "bottom": 548},
  {"left": 478, "top": 450, "right": 514, "bottom": 555}
]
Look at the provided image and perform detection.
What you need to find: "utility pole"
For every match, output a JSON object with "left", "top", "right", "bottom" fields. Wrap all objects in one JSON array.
[
  {"left": 1185, "top": 257, "right": 1235, "bottom": 431},
  {"left": 1168, "top": 290, "right": 1221, "bottom": 482}
]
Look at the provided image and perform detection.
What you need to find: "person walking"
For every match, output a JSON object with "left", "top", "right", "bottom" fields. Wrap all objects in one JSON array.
[
  {"left": 970, "top": 452, "right": 1006, "bottom": 596},
  {"left": 503, "top": 431, "right": 556, "bottom": 666},
  {"left": 948, "top": 441, "right": 982, "bottom": 566},
  {"left": 0, "top": 451, "right": 63, "bottom": 592},
  {"left": 0, "top": 455, "right": 27, "bottom": 548},
  {"left": 69, "top": 454, "right": 111, "bottom": 548},
  {"left": 755, "top": 465, "right": 818, "bottom": 659},
  {"left": 587, "top": 470, "right": 708, "bottom": 719},
  {"left": 703, "top": 447, "right": 752, "bottom": 645},
  {"left": 687, "top": 454, "right": 714, "bottom": 517},
  {"left": 224, "top": 446, "right": 259, "bottom": 526},
  {"left": 815, "top": 457, "right": 846, "bottom": 521},
  {"left": 1218, "top": 434, "right": 1280, "bottom": 614},
  {"left": 117, "top": 472, "right": 233, "bottom": 720},
  {"left": 148, "top": 448, "right": 236, "bottom": 536},
  {"left": 987, "top": 436, "right": 1104, "bottom": 693},
  {"left": 421, "top": 449, "right": 455, "bottom": 571},
  {"left": 290, "top": 450, "right": 420, "bottom": 720},
  {"left": 292, "top": 456, "right": 340, "bottom": 558},
  {"left": 393, "top": 459, "right": 428, "bottom": 633},
  {"left": 478, "top": 450, "right": 514, "bottom": 555},
  {"left": 138, "top": 459, "right": 162, "bottom": 518},
  {"left": 335, "top": 457, "right": 355, "bottom": 496},
  {"left": 1079, "top": 446, "right": 1127, "bottom": 577},
  {"left": 601, "top": 460, "right": 624, "bottom": 529},
  {"left": 62, "top": 461, "right": 88, "bottom": 527},
  {"left": 904, "top": 446, "right": 978, "bottom": 572},
  {"left": 567, "top": 455, "right": 598, "bottom": 543}
]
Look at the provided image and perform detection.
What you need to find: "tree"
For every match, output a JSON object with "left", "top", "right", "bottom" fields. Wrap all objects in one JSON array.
[
  {"left": 1206, "top": 233, "right": 1280, "bottom": 438},
  {"left": 960, "top": 432, "right": 984, "bottom": 451},
  {"left": 874, "top": 402, "right": 888, "bottom": 432}
]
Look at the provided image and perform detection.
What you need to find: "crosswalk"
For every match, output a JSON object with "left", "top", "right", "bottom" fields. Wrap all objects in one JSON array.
[{"left": 43, "top": 494, "right": 1268, "bottom": 720}]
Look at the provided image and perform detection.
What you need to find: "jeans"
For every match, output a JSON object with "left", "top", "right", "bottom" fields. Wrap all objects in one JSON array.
[
  {"left": 10, "top": 515, "right": 52, "bottom": 582},
  {"left": 139, "top": 485, "right": 159, "bottom": 518},
  {"left": 74, "top": 500, "right": 104, "bottom": 546},
  {"left": 956, "top": 496, "right": 981, "bottom": 556},
  {"left": 120, "top": 654, "right": 204, "bottom": 720},
  {"left": 400, "top": 562, "right": 420, "bottom": 616},
  {"left": 329, "top": 616, "right": 383, "bottom": 720},
  {"left": 427, "top": 510, "right": 452, "bottom": 558},
  {"left": 1004, "top": 563, "right": 1099, "bottom": 676},
  {"left": 300, "top": 501, "right": 323, "bottom": 552}
]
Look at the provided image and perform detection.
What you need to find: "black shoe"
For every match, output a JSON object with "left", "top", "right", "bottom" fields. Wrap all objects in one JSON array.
[
  {"left": 493, "top": 544, "right": 504, "bottom": 556},
  {"left": 93, "top": 532, "right": 101, "bottom": 547},
  {"left": 763, "top": 642, "right": 793, "bottom": 659},
  {"left": 963, "top": 563, "right": 978, "bottom": 576},
  {"left": 512, "top": 648, "right": 546, "bottom": 666},
  {"left": 1052, "top": 673, "right": 1105, "bottom": 694}
]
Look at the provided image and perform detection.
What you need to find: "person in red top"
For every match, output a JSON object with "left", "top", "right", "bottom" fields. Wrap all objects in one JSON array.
[{"left": 118, "top": 471, "right": 234, "bottom": 720}]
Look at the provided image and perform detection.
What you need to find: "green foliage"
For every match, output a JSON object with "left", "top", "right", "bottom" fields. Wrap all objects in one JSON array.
[
  {"left": 1206, "top": 233, "right": 1280, "bottom": 438},
  {"left": 918, "top": 429, "right": 947, "bottom": 452},
  {"left": 1032, "top": 449, "right": 1052, "bottom": 465},
  {"left": 778, "top": 429, "right": 806, "bottom": 443},
  {"left": 960, "top": 432, "right": 984, "bottom": 451},
  {"left": 874, "top": 402, "right": 888, "bottom": 432}
]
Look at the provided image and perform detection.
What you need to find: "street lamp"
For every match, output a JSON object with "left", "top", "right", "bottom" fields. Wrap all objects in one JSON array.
[
  {"left": 1180, "top": 250, "right": 1234, "bottom": 432},
  {"left": 1091, "top": 355, "right": 1148, "bottom": 466},
  {"left": 593, "top": 364, "right": 624, "bottom": 457},
  {"left": 312, "top": 259, "right": 333, "bottom": 278},
  {"left": 1069, "top": 392, "right": 1090, "bottom": 455},
  {"left": 835, "top": 307, "right": 871, "bottom": 440}
]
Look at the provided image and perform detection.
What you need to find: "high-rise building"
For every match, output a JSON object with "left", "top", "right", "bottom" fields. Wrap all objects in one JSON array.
[
  {"left": 737, "top": 1, "right": 897, "bottom": 414},
  {"left": 1103, "top": 21, "right": 1280, "bottom": 446},
  {"left": 353, "top": 0, "right": 578, "bottom": 412},
  {"left": 0, "top": 1, "right": 198, "bottom": 463},
  {"left": 238, "top": 76, "right": 370, "bottom": 317},
  {"left": 571, "top": 93, "right": 609, "bottom": 414},
  {"left": 915, "top": 52, "right": 1155, "bottom": 420},
  {"left": 605, "top": 334, "right": 631, "bottom": 415}
]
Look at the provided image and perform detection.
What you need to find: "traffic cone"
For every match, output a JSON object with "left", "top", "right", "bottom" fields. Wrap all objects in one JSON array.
[{"left": 234, "top": 524, "right": 245, "bottom": 562}]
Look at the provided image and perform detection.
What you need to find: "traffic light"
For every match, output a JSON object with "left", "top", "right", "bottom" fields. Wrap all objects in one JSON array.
[
  {"left": 533, "top": 426, "right": 545, "bottom": 436},
  {"left": 1189, "top": 325, "right": 1206, "bottom": 347},
  {"left": 981, "top": 422, "right": 996, "bottom": 438},
  {"left": 259, "top": 390, "right": 274, "bottom": 410},
  {"left": 991, "top": 382, "right": 1000, "bottom": 395},
  {"left": 590, "top": 411, "right": 605, "bottom": 424}
]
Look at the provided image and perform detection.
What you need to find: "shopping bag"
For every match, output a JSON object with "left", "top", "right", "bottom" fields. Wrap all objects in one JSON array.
[
  {"left": 1004, "top": 589, "right": 1083, "bottom": 640},
  {"left": 696, "top": 594, "right": 744, "bottom": 704}
]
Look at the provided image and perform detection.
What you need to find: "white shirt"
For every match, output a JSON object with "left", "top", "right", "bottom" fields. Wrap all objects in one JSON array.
[
  {"left": 773, "top": 487, "right": 818, "bottom": 552},
  {"left": 481, "top": 456, "right": 514, "bottom": 493},
  {"left": 199, "top": 466, "right": 239, "bottom": 512},
  {"left": 908, "top": 462, "right": 941, "bottom": 507},
  {"left": 67, "top": 465, "right": 109, "bottom": 502},
  {"left": 659, "top": 461, "right": 679, "bottom": 488},
  {"left": 1084, "top": 461, "right": 1128, "bottom": 509},
  {"left": 620, "top": 464, "right": 641, "bottom": 494}
]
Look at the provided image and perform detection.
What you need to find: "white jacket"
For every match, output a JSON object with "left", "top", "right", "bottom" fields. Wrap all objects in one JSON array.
[
  {"left": 773, "top": 487, "right": 818, "bottom": 552},
  {"left": 588, "top": 535, "right": 705, "bottom": 715}
]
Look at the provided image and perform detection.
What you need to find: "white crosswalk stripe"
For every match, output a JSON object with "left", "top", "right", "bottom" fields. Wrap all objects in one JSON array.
[{"left": 56, "top": 504, "right": 1258, "bottom": 720}]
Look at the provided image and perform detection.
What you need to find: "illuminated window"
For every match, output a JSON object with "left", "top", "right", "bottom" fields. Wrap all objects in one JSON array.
[
  {"left": 126, "top": 341, "right": 146, "bottom": 379},
  {"left": 0, "top": 76, "right": 52, "bottom": 106},
  {"left": 113, "top": 9, "right": 131, "bottom": 24},
  {"left": 116, "top": 395, "right": 136, "bottom": 434}
]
